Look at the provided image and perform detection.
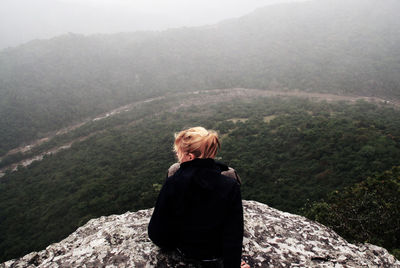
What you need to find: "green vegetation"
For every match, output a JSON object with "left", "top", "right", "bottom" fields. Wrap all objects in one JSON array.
[
  {"left": 304, "top": 166, "right": 400, "bottom": 260},
  {"left": 218, "top": 99, "right": 400, "bottom": 212},
  {"left": 1, "top": 0, "right": 400, "bottom": 154},
  {"left": 1, "top": 96, "right": 400, "bottom": 262},
  {"left": 1, "top": 0, "right": 400, "bottom": 262}
]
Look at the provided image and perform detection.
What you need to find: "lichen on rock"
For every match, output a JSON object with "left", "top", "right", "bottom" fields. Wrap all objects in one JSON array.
[{"left": 1, "top": 201, "right": 399, "bottom": 267}]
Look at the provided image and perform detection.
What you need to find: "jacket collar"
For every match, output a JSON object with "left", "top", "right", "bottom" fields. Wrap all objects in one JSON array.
[{"left": 180, "top": 158, "right": 216, "bottom": 169}]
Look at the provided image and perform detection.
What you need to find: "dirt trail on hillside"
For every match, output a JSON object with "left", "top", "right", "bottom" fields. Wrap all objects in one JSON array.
[{"left": 0, "top": 88, "right": 397, "bottom": 177}]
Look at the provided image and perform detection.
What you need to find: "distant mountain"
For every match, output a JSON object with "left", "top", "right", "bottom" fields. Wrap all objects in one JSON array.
[{"left": 1, "top": 0, "right": 399, "bottom": 154}]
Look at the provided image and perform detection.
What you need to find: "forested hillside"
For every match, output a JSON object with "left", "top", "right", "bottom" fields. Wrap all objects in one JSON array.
[
  {"left": 305, "top": 166, "right": 400, "bottom": 259},
  {"left": 1, "top": 0, "right": 400, "bottom": 154},
  {"left": 1, "top": 0, "right": 400, "bottom": 263},
  {"left": 1, "top": 94, "right": 400, "bottom": 262}
]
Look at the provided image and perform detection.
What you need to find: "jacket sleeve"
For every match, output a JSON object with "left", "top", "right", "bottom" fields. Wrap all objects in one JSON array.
[
  {"left": 222, "top": 184, "right": 244, "bottom": 268},
  {"left": 148, "top": 180, "right": 176, "bottom": 250}
]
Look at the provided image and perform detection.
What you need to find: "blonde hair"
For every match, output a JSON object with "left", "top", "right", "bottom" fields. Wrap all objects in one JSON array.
[{"left": 174, "top": 127, "right": 220, "bottom": 161}]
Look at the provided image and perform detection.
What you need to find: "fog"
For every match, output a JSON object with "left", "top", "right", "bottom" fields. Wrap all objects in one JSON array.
[{"left": 0, "top": 0, "right": 310, "bottom": 50}]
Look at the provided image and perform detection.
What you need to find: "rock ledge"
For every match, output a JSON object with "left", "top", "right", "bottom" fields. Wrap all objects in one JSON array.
[{"left": 2, "top": 200, "right": 399, "bottom": 267}]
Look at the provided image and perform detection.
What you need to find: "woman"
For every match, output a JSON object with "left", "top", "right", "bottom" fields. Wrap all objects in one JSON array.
[{"left": 148, "top": 127, "right": 246, "bottom": 267}]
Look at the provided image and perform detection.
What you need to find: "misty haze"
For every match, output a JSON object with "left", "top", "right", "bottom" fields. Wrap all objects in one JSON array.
[
  {"left": 0, "top": 0, "right": 400, "bottom": 266},
  {"left": 0, "top": 0, "right": 308, "bottom": 50}
]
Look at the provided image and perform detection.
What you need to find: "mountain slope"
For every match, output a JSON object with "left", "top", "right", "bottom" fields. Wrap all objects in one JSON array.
[
  {"left": 1, "top": 0, "right": 400, "bottom": 154},
  {"left": 1, "top": 93, "right": 400, "bottom": 262}
]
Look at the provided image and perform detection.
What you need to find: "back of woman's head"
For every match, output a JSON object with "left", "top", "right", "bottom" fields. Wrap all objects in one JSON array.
[{"left": 174, "top": 127, "right": 220, "bottom": 162}]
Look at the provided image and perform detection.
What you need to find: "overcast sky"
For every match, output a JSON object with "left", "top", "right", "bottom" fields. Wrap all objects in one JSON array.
[{"left": 0, "top": 0, "right": 310, "bottom": 50}]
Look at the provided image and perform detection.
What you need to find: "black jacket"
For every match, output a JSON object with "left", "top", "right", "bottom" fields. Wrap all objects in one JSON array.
[{"left": 148, "top": 158, "right": 243, "bottom": 268}]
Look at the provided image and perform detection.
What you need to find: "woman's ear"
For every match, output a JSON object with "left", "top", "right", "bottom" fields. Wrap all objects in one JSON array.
[{"left": 188, "top": 153, "right": 196, "bottom": 160}]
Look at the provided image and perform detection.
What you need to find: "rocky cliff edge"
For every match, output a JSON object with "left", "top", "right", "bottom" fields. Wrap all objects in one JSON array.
[{"left": 2, "top": 200, "right": 399, "bottom": 268}]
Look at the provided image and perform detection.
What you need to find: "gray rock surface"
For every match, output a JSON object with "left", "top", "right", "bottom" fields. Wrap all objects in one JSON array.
[{"left": 2, "top": 200, "right": 399, "bottom": 268}]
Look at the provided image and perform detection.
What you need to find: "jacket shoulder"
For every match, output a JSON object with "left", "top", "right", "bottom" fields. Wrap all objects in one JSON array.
[
  {"left": 167, "top": 161, "right": 241, "bottom": 185},
  {"left": 221, "top": 167, "right": 241, "bottom": 185},
  {"left": 167, "top": 163, "right": 181, "bottom": 177}
]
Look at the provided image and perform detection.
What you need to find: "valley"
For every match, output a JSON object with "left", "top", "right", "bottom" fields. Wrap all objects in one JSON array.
[
  {"left": 1, "top": 88, "right": 396, "bottom": 177},
  {"left": 1, "top": 91, "right": 400, "bottom": 262},
  {"left": 1, "top": 0, "right": 400, "bottom": 263}
]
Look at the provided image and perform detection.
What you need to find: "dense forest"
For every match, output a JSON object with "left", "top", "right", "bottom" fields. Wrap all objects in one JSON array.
[
  {"left": 1, "top": 0, "right": 400, "bottom": 154},
  {"left": 1, "top": 96, "right": 400, "bottom": 261},
  {"left": 1, "top": 0, "right": 400, "bottom": 264},
  {"left": 305, "top": 166, "right": 400, "bottom": 259}
]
